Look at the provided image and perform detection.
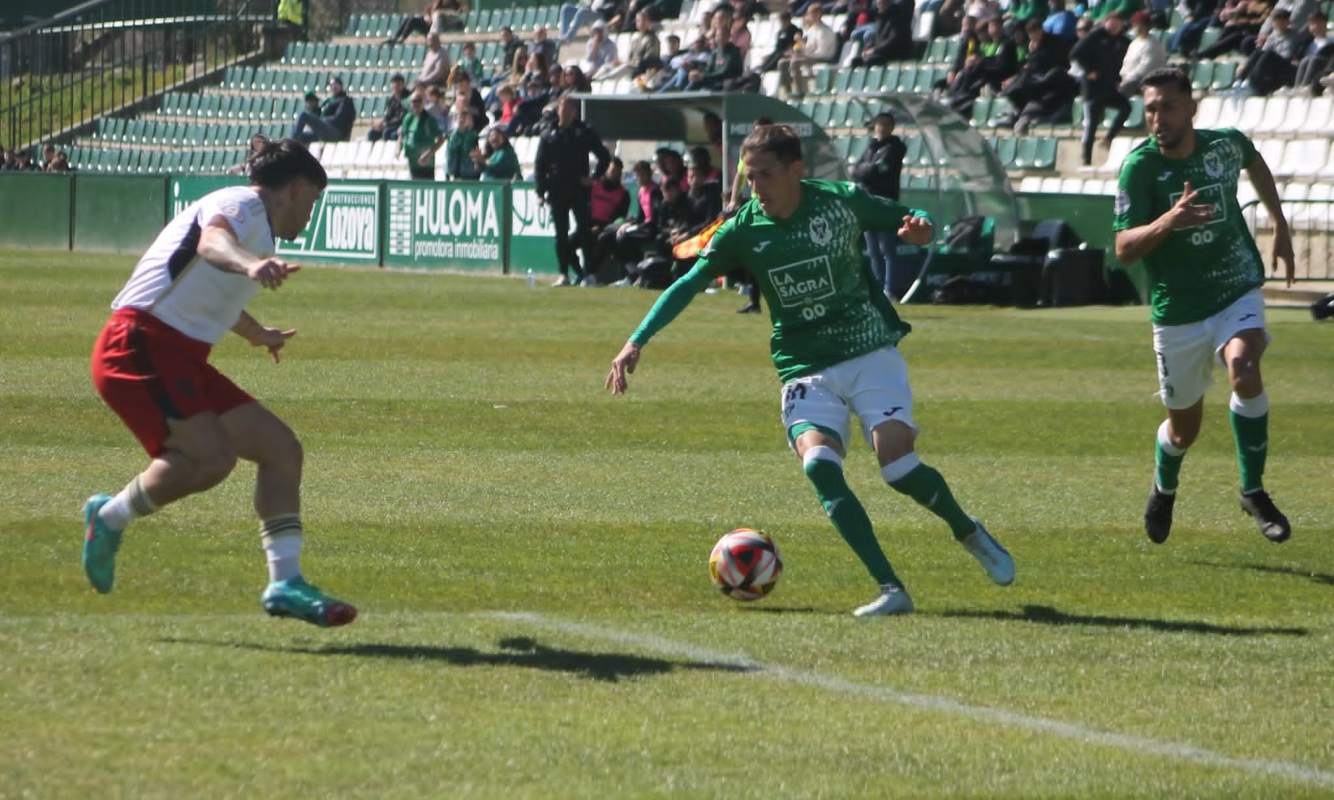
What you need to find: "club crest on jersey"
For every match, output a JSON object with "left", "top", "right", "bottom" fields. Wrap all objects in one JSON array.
[
  {"left": 1203, "top": 150, "right": 1224, "bottom": 179},
  {"left": 808, "top": 215, "right": 832, "bottom": 246}
]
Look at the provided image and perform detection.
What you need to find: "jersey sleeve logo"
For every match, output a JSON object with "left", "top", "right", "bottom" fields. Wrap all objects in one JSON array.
[{"left": 1114, "top": 189, "right": 1131, "bottom": 216}]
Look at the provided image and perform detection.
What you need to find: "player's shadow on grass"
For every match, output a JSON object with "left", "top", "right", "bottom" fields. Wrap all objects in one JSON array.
[
  {"left": 939, "top": 605, "right": 1308, "bottom": 637},
  {"left": 161, "top": 636, "right": 753, "bottom": 682},
  {"left": 737, "top": 606, "right": 826, "bottom": 615},
  {"left": 1185, "top": 560, "right": 1334, "bottom": 587}
]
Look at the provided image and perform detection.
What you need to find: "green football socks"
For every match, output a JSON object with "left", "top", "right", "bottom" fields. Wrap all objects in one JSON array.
[
  {"left": 1155, "top": 419, "right": 1187, "bottom": 494},
  {"left": 803, "top": 447, "right": 900, "bottom": 587},
  {"left": 882, "top": 454, "right": 976, "bottom": 541},
  {"left": 1230, "top": 392, "right": 1269, "bottom": 495}
]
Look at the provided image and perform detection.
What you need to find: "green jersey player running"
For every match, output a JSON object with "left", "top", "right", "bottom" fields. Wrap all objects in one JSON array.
[
  {"left": 604, "top": 124, "right": 1014, "bottom": 617},
  {"left": 1113, "top": 67, "right": 1296, "bottom": 544}
]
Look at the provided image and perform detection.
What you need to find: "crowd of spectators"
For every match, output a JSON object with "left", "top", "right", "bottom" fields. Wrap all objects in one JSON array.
[{"left": 1, "top": 143, "right": 72, "bottom": 172}]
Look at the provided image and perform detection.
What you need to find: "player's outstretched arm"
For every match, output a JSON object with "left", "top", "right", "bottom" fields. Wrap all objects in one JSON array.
[
  {"left": 1245, "top": 154, "right": 1295, "bottom": 286},
  {"left": 231, "top": 310, "right": 297, "bottom": 363},
  {"left": 198, "top": 216, "right": 300, "bottom": 290},
  {"left": 1114, "top": 180, "right": 1214, "bottom": 264},
  {"left": 605, "top": 341, "right": 641, "bottom": 395}
]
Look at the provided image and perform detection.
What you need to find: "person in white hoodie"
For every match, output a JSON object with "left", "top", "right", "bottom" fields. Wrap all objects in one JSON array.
[
  {"left": 1119, "top": 10, "right": 1167, "bottom": 96},
  {"left": 779, "top": 4, "right": 839, "bottom": 97}
]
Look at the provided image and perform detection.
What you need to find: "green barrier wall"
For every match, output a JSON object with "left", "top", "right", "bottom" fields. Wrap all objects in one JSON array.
[
  {"left": 384, "top": 180, "right": 507, "bottom": 271},
  {"left": 72, "top": 175, "right": 168, "bottom": 254},
  {"left": 508, "top": 182, "right": 561, "bottom": 275},
  {"left": 0, "top": 173, "right": 73, "bottom": 251}
]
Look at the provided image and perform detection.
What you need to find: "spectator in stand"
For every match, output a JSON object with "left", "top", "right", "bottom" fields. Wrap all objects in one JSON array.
[
  {"left": 416, "top": 33, "right": 451, "bottom": 90},
  {"left": 1071, "top": 12, "right": 1131, "bottom": 166},
  {"left": 399, "top": 91, "right": 446, "bottom": 180},
  {"left": 563, "top": 64, "right": 594, "bottom": 93},
  {"left": 14, "top": 149, "right": 37, "bottom": 170},
  {"left": 623, "top": 0, "right": 685, "bottom": 31},
  {"left": 476, "top": 27, "right": 524, "bottom": 89},
  {"left": 494, "top": 84, "right": 520, "bottom": 126},
  {"left": 1294, "top": 11, "right": 1333, "bottom": 93},
  {"left": 686, "top": 7, "right": 745, "bottom": 90},
  {"left": 1170, "top": 0, "right": 1218, "bottom": 56},
  {"left": 560, "top": 0, "right": 623, "bottom": 41},
  {"left": 1120, "top": 10, "right": 1167, "bottom": 95},
  {"left": 458, "top": 42, "right": 485, "bottom": 83},
  {"left": 424, "top": 84, "right": 451, "bottom": 129},
  {"left": 1043, "top": 0, "right": 1079, "bottom": 56},
  {"left": 1260, "top": 0, "right": 1319, "bottom": 38},
  {"left": 227, "top": 133, "right": 272, "bottom": 174},
  {"left": 1008, "top": 0, "right": 1047, "bottom": 24},
  {"left": 1236, "top": 8, "right": 1311, "bottom": 93},
  {"left": 624, "top": 176, "right": 693, "bottom": 286},
  {"left": 780, "top": 4, "right": 839, "bottom": 97},
  {"left": 842, "top": 0, "right": 879, "bottom": 51},
  {"left": 935, "top": 0, "right": 967, "bottom": 36},
  {"left": 1088, "top": 0, "right": 1143, "bottom": 22},
  {"left": 638, "top": 33, "right": 682, "bottom": 89},
  {"left": 448, "top": 69, "right": 488, "bottom": 129},
  {"left": 367, "top": 74, "right": 410, "bottom": 141},
  {"left": 757, "top": 12, "right": 801, "bottom": 72},
  {"left": 851, "top": 111, "right": 907, "bottom": 296},
  {"left": 731, "top": 11, "right": 754, "bottom": 64},
  {"left": 1198, "top": 0, "right": 1276, "bottom": 58},
  {"left": 473, "top": 125, "right": 522, "bottom": 180},
  {"left": 290, "top": 76, "right": 356, "bottom": 143},
  {"left": 851, "top": 0, "right": 915, "bottom": 66},
  {"left": 432, "top": 0, "right": 468, "bottom": 33},
  {"left": 998, "top": 19, "right": 1076, "bottom": 134},
  {"left": 583, "top": 21, "right": 622, "bottom": 78},
  {"left": 945, "top": 15, "right": 1017, "bottom": 115},
  {"left": 602, "top": 160, "right": 659, "bottom": 284},
  {"left": 446, "top": 97, "right": 481, "bottom": 179},
  {"left": 388, "top": 0, "right": 443, "bottom": 44},
  {"left": 655, "top": 32, "right": 712, "bottom": 92},
  {"left": 528, "top": 25, "right": 560, "bottom": 69},
  {"left": 40, "top": 143, "right": 57, "bottom": 169},
  {"left": 534, "top": 93, "right": 612, "bottom": 286},
  {"left": 598, "top": 11, "right": 662, "bottom": 80},
  {"left": 48, "top": 150, "right": 71, "bottom": 172}
]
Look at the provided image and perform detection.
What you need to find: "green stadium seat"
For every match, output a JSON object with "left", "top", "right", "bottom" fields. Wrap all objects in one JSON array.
[
  {"left": 896, "top": 66, "right": 917, "bottom": 92},
  {"left": 863, "top": 66, "right": 884, "bottom": 92},
  {"left": 1011, "top": 136, "right": 1037, "bottom": 168},
  {"left": 811, "top": 100, "right": 833, "bottom": 127},
  {"left": 926, "top": 38, "right": 947, "bottom": 63},
  {"left": 1032, "top": 138, "right": 1057, "bottom": 169},
  {"left": 904, "top": 135, "right": 922, "bottom": 165},
  {"left": 798, "top": 99, "right": 817, "bottom": 120},
  {"left": 945, "top": 37, "right": 962, "bottom": 64},
  {"left": 913, "top": 67, "right": 936, "bottom": 93},
  {"left": 833, "top": 68, "right": 853, "bottom": 93},
  {"left": 1211, "top": 61, "right": 1237, "bottom": 90},
  {"left": 1191, "top": 60, "right": 1213, "bottom": 91},
  {"left": 849, "top": 136, "right": 869, "bottom": 161},
  {"left": 1126, "top": 97, "right": 1144, "bottom": 128},
  {"left": 831, "top": 100, "right": 851, "bottom": 127},
  {"left": 970, "top": 95, "right": 993, "bottom": 127},
  {"left": 994, "top": 136, "right": 1017, "bottom": 167},
  {"left": 878, "top": 65, "right": 899, "bottom": 91},
  {"left": 848, "top": 68, "right": 868, "bottom": 94},
  {"left": 1198, "top": 26, "right": 1222, "bottom": 52}
]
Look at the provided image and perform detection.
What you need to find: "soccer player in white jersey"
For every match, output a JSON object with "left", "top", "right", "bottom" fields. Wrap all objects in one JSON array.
[
  {"left": 1114, "top": 68, "right": 1295, "bottom": 544},
  {"left": 83, "top": 139, "right": 357, "bottom": 627},
  {"left": 605, "top": 125, "right": 1015, "bottom": 617}
]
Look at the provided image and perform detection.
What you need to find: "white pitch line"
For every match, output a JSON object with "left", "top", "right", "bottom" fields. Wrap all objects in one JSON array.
[{"left": 488, "top": 611, "right": 1334, "bottom": 791}]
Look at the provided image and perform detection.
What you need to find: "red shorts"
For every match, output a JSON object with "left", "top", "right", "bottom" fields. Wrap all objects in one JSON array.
[{"left": 90, "top": 308, "right": 254, "bottom": 457}]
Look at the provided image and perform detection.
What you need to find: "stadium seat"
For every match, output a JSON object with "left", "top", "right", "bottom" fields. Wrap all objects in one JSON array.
[
  {"left": 1279, "top": 139, "right": 1329, "bottom": 178},
  {"left": 1256, "top": 138, "right": 1284, "bottom": 170},
  {"left": 1212, "top": 61, "right": 1237, "bottom": 91},
  {"left": 1255, "top": 97, "right": 1289, "bottom": 135},
  {"left": 1097, "top": 136, "right": 1135, "bottom": 175},
  {"left": 994, "top": 136, "right": 1017, "bottom": 168},
  {"left": 1237, "top": 97, "right": 1266, "bottom": 132}
]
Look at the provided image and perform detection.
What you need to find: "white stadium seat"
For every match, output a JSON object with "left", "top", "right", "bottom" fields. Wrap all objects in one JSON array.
[
  {"left": 1255, "top": 138, "right": 1285, "bottom": 172},
  {"left": 1300, "top": 97, "right": 1333, "bottom": 133},
  {"left": 1018, "top": 176, "right": 1044, "bottom": 192},
  {"left": 1039, "top": 177, "right": 1063, "bottom": 192},
  {"left": 1237, "top": 97, "right": 1266, "bottom": 133},
  {"left": 1275, "top": 96, "right": 1311, "bottom": 135},
  {"left": 1253, "top": 97, "right": 1288, "bottom": 135},
  {"left": 1097, "top": 137, "right": 1135, "bottom": 175},
  {"left": 1278, "top": 139, "right": 1329, "bottom": 178},
  {"left": 1194, "top": 96, "right": 1223, "bottom": 129}
]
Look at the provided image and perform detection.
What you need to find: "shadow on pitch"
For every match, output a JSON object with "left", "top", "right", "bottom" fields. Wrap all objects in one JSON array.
[
  {"left": 160, "top": 635, "right": 754, "bottom": 682},
  {"left": 1185, "top": 560, "right": 1334, "bottom": 588},
  {"left": 938, "top": 605, "right": 1308, "bottom": 637},
  {"left": 736, "top": 606, "right": 826, "bottom": 615}
]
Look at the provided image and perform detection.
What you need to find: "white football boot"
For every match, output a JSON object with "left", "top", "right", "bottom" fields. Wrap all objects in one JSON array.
[
  {"left": 852, "top": 584, "right": 915, "bottom": 617},
  {"left": 960, "top": 517, "right": 1015, "bottom": 586}
]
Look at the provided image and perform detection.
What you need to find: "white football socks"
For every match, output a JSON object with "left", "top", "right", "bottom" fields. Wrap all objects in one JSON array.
[
  {"left": 260, "top": 514, "right": 303, "bottom": 582},
  {"left": 97, "top": 475, "right": 158, "bottom": 531}
]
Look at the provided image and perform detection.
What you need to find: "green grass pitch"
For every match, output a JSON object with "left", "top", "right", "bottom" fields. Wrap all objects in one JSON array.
[{"left": 1, "top": 249, "right": 1332, "bottom": 797}]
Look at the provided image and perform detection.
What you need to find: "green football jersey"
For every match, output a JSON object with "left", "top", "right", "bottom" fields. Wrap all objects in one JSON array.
[
  {"left": 1113, "top": 128, "right": 1265, "bottom": 326},
  {"left": 630, "top": 179, "right": 915, "bottom": 382}
]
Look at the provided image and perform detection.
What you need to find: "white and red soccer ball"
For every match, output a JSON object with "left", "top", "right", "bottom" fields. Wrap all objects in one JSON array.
[{"left": 709, "top": 528, "right": 782, "bottom": 601}]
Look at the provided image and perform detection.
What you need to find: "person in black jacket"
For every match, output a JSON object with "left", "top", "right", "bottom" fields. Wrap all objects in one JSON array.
[
  {"left": 290, "top": 77, "right": 357, "bottom": 143},
  {"left": 1170, "top": 0, "right": 1219, "bottom": 56},
  {"left": 534, "top": 93, "right": 613, "bottom": 286},
  {"left": 999, "top": 20, "right": 1076, "bottom": 135},
  {"left": 367, "top": 74, "right": 410, "bottom": 141},
  {"left": 1070, "top": 13, "right": 1131, "bottom": 165},
  {"left": 851, "top": 0, "right": 915, "bottom": 67},
  {"left": 851, "top": 112, "right": 907, "bottom": 295}
]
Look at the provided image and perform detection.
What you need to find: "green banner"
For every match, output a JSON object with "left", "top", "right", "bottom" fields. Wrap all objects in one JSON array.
[
  {"left": 73, "top": 175, "right": 168, "bottom": 254},
  {"left": 0, "top": 173, "right": 71, "bottom": 250},
  {"left": 276, "top": 183, "right": 382, "bottom": 264},
  {"left": 384, "top": 181, "right": 506, "bottom": 271},
  {"left": 170, "top": 176, "right": 246, "bottom": 217},
  {"left": 507, "top": 183, "right": 561, "bottom": 275}
]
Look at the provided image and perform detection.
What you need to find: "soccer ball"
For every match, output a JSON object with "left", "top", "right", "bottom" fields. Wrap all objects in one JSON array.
[{"left": 708, "top": 528, "right": 782, "bottom": 601}]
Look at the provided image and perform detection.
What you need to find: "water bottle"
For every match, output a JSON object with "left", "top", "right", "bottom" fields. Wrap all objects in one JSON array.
[{"left": 526, "top": 268, "right": 536, "bottom": 289}]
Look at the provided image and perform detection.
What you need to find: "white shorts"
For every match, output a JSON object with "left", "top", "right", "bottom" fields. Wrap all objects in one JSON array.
[
  {"left": 1152, "top": 288, "right": 1268, "bottom": 410},
  {"left": 780, "top": 346, "right": 916, "bottom": 449}
]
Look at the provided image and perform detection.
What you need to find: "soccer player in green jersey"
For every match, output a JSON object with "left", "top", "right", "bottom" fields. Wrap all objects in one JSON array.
[
  {"left": 604, "top": 125, "right": 1015, "bottom": 617},
  {"left": 1113, "top": 68, "right": 1296, "bottom": 544}
]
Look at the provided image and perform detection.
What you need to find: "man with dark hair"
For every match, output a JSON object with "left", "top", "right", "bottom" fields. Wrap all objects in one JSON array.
[
  {"left": 605, "top": 125, "right": 1015, "bottom": 617},
  {"left": 290, "top": 77, "right": 356, "bottom": 143},
  {"left": 368, "top": 74, "right": 411, "bottom": 141},
  {"left": 83, "top": 139, "right": 357, "bottom": 627},
  {"left": 1070, "top": 12, "right": 1131, "bottom": 166},
  {"left": 999, "top": 18, "right": 1077, "bottom": 135},
  {"left": 400, "top": 90, "right": 446, "bottom": 180},
  {"left": 685, "top": 6, "right": 744, "bottom": 90},
  {"left": 1114, "top": 68, "right": 1296, "bottom": 545},
  {"left": 851, "top": 111, "right": 907, "bottom": 295},
  {"left": 1293, "top": 11, "right": 1333, "bottom": 94},
  {"left": 535, "top": 93, "right": 613, "bottom": 286},
  {"left": 1236, "top": 8, "right": 1311, "bottom": 94},
  {"left": 849, "top": 0, "right": 915, "bottom": 67}
]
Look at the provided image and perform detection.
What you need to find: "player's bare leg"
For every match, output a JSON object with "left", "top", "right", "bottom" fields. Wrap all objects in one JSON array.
[
  {"left": 222, "top": 402, "right": 356, "bottom": 626},
  {"left": 793, "top": 429, "right": 912, "bottom": 616},
  {"left": 873, "top": 420, "right": 1014, "bottom": 587},
  {"left": 83, "top": 414, "right": 238, "bottom": 593},
  {"left": 1145, "top": 400, "right": 1202, "bottom": 544},
  {"left": 1224, "top": 330, "right": 1289, "bottom": 542}
]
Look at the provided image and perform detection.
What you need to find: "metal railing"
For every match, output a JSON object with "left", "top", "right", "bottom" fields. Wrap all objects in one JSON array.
[
  {"left": 1241, "top": 198, "right": 1333, "bottom": 281},
  {"left": 1, "top": 0, "right": 276, "bottom": 151}
]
